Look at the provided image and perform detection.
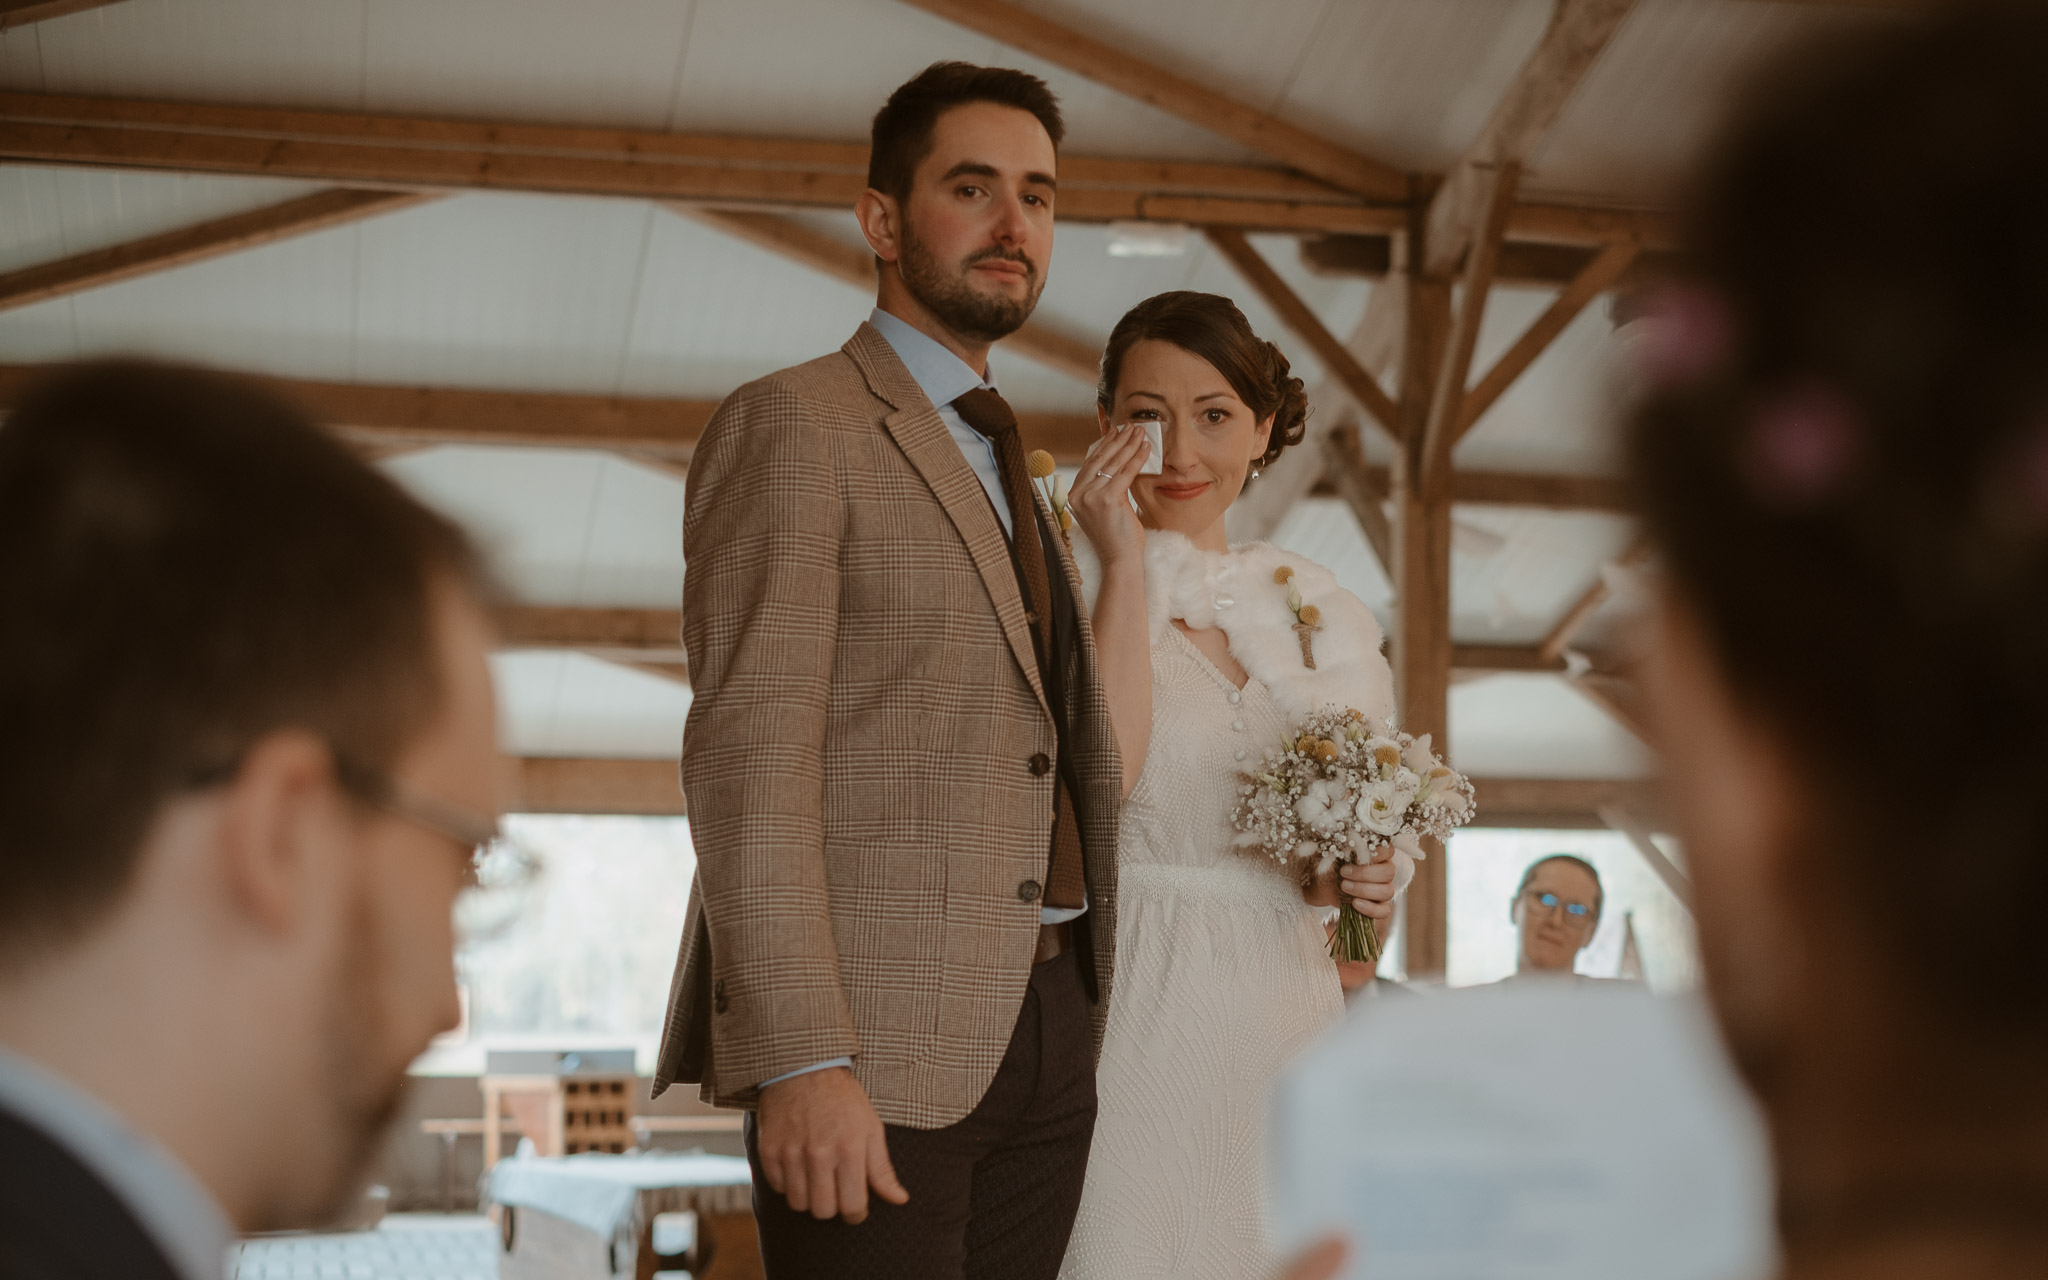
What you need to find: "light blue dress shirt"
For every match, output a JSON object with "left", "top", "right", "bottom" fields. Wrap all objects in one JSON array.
[{"left": 756, "top": 310, "right": 1089, "bottom": 1092}]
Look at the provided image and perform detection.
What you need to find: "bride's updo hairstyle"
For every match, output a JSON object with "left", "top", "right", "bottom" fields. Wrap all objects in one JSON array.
[
  {"left": 1096, "top": 291, "right": 1308, "bottom": 471},
  {"left": 1629, "top": 11, "right": 2048, "bottom": 1024}
]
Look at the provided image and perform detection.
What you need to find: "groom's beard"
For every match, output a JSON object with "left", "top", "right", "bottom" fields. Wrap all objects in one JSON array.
[{"left": 899, "top": 219, "right": 1043, "bottom": 344}]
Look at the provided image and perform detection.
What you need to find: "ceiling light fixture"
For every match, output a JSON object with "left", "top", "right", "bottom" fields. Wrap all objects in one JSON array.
[{"left": 1106, "top": 220, "right": 1192, "bottom": 258}]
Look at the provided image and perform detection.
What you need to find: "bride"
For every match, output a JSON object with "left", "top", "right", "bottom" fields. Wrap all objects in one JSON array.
[{"left": 1058, "top": 291, "right": 1410, "bottom": 1279}]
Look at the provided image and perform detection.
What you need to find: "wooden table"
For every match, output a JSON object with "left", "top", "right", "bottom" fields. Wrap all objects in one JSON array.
[
  {"left": 418, "top": 1115, "right": 744, "bottom": 1213},
  {"left": 488, "top": 1151, "right": 762, "bottom": 1280}
]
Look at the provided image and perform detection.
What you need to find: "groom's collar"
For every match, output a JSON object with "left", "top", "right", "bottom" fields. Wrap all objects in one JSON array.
[{"left": 867, "top": 307, "right": 996, "bottom": 409}]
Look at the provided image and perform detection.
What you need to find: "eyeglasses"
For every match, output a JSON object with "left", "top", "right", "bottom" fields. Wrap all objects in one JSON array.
[
  {"left": 186, "top": 748, "right": 541, "bottom": 945},
  {"left": 1525, "top": 890, "right": 1595, "bottom": 921},
  {"left": 331, "top": 756, "right": 543, "bottom": 945}
]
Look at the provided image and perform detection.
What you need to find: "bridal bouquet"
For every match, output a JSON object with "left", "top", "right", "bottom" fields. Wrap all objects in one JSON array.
[{"left": 1231, "top": 707, "right": 1476, "bottom": 963}]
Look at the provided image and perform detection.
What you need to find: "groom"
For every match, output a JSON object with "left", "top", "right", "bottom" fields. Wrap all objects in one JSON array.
[{"left": 653, "top": 62, "right": 1120, "bottom": 1279}]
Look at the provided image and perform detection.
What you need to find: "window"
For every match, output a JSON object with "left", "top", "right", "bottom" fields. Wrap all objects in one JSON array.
[
  {"left": 412, "top": 814, "right": 695, "bottom": 1076},
  {"left": 1444, "top": 828, "right": 1699, "bottom": 992}
]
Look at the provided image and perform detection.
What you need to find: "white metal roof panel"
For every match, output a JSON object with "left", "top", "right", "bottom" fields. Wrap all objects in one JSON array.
[{"left": 492, "top": 650, "right": 691, "bottom": 758}]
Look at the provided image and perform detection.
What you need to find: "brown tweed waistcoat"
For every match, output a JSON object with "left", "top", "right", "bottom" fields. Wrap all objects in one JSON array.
[{"left": 651, "top": 323, "right": 1121, "bottom": 1129}]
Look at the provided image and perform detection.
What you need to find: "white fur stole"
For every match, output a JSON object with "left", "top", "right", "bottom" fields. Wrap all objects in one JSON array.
[{"left": 1142, "top": 530, "right": 1396, "bottom": 727}]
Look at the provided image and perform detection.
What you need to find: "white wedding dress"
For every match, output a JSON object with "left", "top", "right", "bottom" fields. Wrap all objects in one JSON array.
[{"left": 1060, "top": 535, "right": 1403, "bottom": 1280}]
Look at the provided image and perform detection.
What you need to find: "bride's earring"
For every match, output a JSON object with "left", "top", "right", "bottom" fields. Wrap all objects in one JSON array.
[{"left": 1248, "top": 461, "right": 1263, "bottom": 482}]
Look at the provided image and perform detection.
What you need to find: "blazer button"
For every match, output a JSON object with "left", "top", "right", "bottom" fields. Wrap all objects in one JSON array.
[
  {"left": 713, "top": 979, "right": 729, "bottom": 1015},
  {"left": 1028, "top": 752, "right": 1052, "bottom": 776},
  {"left": 1018, "top": 879, "right": 1042, "bottom": 903}
]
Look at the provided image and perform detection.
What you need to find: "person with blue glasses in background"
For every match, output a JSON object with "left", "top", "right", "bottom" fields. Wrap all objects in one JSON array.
[{"left": 1506, "top": 855, "right": 1605, "bottom": 980}]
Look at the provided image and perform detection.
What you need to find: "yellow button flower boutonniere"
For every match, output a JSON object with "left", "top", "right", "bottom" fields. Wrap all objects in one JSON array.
[
  {"left": 1026, "top": 449, "right": 1073, "bottom": 544},
  {"left": 1273, "top": 565, "right": 1322, "bottom": 669}
]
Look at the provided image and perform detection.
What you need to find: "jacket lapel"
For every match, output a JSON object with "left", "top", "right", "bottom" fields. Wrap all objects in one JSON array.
[{"left": 844, "top": 324, "right": 1051, "bottom": 718}]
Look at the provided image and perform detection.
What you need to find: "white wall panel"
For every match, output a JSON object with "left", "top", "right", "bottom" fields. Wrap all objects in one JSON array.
[
  {"left": 1450, "top": 673, "right": 1652, "bottom": 779},
  {"left": 383, "top": 446, "right": 686, "bottom": 609},
  {"left": 21, "top": 0, "right": 370, "bottom": 109},
  {"left": 0, "top": 166, "right": 327, "bottom": 273},
  {"left": 351, "top": 192, "right": 654, "bottom": 392},
  {"left": 491, "top": 651, "right": 690, "bottom": 759}
]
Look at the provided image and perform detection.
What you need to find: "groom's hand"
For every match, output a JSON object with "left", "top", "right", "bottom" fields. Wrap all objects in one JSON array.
[{"left": 756, "top": 1066, "right": 909, "bottom": 1224}]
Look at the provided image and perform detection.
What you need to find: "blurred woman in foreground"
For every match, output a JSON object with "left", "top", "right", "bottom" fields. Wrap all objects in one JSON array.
[
  {"left": 1290, "top": 6, "right": 2048, "bottom": 1278},
  {"left": 1632, "top": 8, "right": 2048, "bottom": 1274}
]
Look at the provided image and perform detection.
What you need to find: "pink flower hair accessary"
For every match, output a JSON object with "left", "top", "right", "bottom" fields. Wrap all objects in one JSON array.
[
  {"left": 1635, "top": 282, "right": 1735, "bottom": 389},
  {"left": 1742, "top": 381, "right": 1862, "bottom": 508}
]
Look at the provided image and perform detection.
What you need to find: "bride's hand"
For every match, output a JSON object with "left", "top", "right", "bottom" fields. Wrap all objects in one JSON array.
[
  {"left": 1067, "top": 422, "right": 1150, "bottom": 567},
  {"left": 1339, "top": 858, "right": 1398, "bottom": 919}
]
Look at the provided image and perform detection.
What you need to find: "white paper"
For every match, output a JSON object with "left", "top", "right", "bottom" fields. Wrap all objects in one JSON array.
[
  {"left": 1137, "top": 420, "right": 1163, "bottom": 475},
  {"left": 1268, "top": 983, "right": 1775, "bottom": 1280}
]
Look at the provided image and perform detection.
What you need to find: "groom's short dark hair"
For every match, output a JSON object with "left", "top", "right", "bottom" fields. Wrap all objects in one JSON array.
[{"left": 868, "top": 61, "right": 1064, "bottom": 201}]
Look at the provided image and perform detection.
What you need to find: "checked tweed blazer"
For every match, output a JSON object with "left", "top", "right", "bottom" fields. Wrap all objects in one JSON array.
[{"left": 652, "top": 323, "right": 1121, "bottom": 1129}]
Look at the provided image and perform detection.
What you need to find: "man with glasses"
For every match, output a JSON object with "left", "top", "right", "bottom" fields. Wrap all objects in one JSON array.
[
  {"left": 0, "top": 361, "right": 506, "bottom": 1279},
  {"left": 1508, "top": 855, "right": 1605, "bottom": 979}
]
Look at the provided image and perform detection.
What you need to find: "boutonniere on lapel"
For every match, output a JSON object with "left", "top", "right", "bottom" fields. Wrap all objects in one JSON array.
[
  {"left": 1026, "top": 449, "right": 1074, "bottom": 545},
  {"left": 1273, "top": 565, "right": 1322, "bottom": 670}
]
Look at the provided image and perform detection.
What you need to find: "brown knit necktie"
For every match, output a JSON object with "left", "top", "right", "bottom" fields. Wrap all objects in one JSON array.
[{"left": 952, "top": 387, "right": 1086, "bottom": 911}]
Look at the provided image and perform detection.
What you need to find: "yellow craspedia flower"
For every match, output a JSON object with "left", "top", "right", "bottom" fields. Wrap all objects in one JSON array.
[
  {"left": 1314, "top": 739, "right": 1341, "bottom": 762},
  {"left": 1373, "top": 744, "right": 1402, "bottom": 770},
  {"left": 1026, "top": 449, "right": 1057, "bottom": 480},
  {"left": 1297, "top": 604, "right": 1322, "bottom": 626},
  {"left": 1273, "top": 565, "right": 1295, "bottom": 584}
]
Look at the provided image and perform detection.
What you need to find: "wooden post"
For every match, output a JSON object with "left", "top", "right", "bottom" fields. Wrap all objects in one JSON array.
[{"left": 1392, "top": 215, "right": 1456, "bottom": 980}]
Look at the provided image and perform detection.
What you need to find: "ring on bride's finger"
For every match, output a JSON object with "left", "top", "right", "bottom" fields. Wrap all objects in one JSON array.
[{"left": 1095, "top": 470, "right": 1114, "bottom": 479}]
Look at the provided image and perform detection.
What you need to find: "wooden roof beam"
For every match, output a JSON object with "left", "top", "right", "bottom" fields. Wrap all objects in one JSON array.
[
  {"left": 894, "top": 0, "right": 1411, "bottom": 202},
  {"left": 1537, "top": 535, "right": 1652, "bottom": 664},
  {"left": 0, "top": 91, "right": 1400, "bottom": 235},
  {"left": 680, "top": 207, "right": 1100, "bottom": 385},
  {"left": 1300, "top": 234, "right": 1681, "bottom": 287},
  {"left": 0, "top": 364, "right": 1100, "bottom": 463},
  {"left": 1321, "top": 420, "right": 1394, "bottom": 578},
  {"left": 1424, "top": 0, "right": 1642, "bottom": 276},
  {"left": 510, "top": 754, "right": 1660, "bottom": 825},
  {"left": 493, "top": 606, "right": 1625, "bottom": 683},
  {"left": 0, "top": 0, "right": 127, "bottom": 29},
  {"left": 0, "top": 188, "right": 431, "bottom": 313},
  {"left": 1419, "top": 162, "right": 1519, "bottom": 494},
  {"left": 1599, "top": 804, "right": 1691, "bottom": 907},
  {"left": 1456, "top": 240, "right": 1640, "bottom": 440},
  {"left": 0, "top": 92, "right": 1679, "bottom": 244},
  {"left": 1203, "top": 227, "right": 1400, "bottom": 439}
]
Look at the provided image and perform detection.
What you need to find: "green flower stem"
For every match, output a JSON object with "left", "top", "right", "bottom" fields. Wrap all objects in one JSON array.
[{"left": 1329, "top": 898, "right": 1383, "bottom": 964}]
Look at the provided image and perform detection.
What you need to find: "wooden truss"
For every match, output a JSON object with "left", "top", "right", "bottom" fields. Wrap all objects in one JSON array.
[{"left": 0, "top": 0, "right": 1690, "bottom": 972}]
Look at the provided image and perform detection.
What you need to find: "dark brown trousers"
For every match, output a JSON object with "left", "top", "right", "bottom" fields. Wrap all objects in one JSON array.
[{"left": 744, "top": 947, "right": 1098, "bottom": 1280}]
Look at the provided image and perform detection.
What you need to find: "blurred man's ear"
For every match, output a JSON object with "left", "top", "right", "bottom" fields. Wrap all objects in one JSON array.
[{"left": 215, "top": 729, "right": 343, "bottom": 938}]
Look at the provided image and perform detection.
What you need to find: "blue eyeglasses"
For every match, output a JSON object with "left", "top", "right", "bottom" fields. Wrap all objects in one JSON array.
[{"left": 1527, "top": 890, "right": 1594, "bottom": 919}]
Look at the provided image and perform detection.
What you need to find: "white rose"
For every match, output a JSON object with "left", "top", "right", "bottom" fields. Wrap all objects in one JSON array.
[{"left": 1355, "top": 781, "right": 1410, "bottom": 836}]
